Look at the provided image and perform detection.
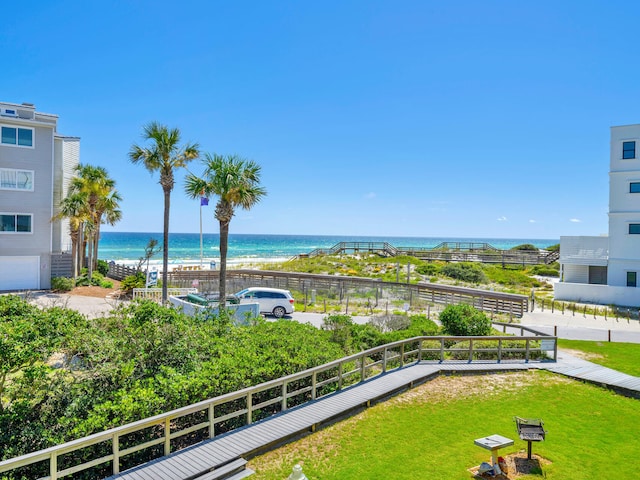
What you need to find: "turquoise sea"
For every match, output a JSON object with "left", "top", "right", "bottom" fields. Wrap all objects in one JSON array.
[{"left": 99, "top": 232, "right": 559, "bottom": 268}]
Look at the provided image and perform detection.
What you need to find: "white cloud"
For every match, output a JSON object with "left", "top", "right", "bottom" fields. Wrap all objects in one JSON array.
[
  {"left": 364, "top": 192, "right": 376, "bottom": 199},
  {"left": 529, "top": 219, "right": 536, "bottom": 223},
  {"left": 497, "top": 216, "right": 508, "bottom": 222},
  {"left": 570, "top": 218, "right": 582, "bottom": 223}
]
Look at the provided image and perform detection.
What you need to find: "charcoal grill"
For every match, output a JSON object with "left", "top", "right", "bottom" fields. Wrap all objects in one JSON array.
[{"left": 514, "top": 417, "right": 546, "bottom": 459}]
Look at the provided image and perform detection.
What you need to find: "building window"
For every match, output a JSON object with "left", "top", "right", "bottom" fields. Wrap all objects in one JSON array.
[
  {"left": 0, "top": 168, "right": 34, "bottom": 191},
  {"left": 0, "top": 126, "right": 33, "bottom": 147},
  {"left": 629, "top": 224, "right": 640, "bottom": 234},
  {"left": 0, "top": 214, "right": 32, "bottom": 233},
  {"left": 631, "top": 182, "right": 640, "bottom": 193},
  {"left": 623, "top": 141, "right": 636, "bottom": 159},
  {"left": 627, "top": 272, "right": 637, "bottom": 287}
]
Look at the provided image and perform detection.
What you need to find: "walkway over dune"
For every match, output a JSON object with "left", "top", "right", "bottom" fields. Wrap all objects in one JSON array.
[{"left": 294, "top": 241, "right": 560, "bottom": 265}]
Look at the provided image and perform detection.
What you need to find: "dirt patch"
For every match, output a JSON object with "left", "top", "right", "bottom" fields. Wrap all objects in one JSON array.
[
  {"left": 560, "top": 347, "right": 605, "bottom": 362},
  {"left": 69, "top": 280, "right": 121, "bottom": 299},
  {"left": 470, "top": 451, "right": 552, "bottom": 478},
  {"left": 384, "top": 371, "right": 572, "bottom": 406}
]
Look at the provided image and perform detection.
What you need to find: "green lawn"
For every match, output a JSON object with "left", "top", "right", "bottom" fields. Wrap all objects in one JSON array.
[
  {"left": 558, "top": 339, "right": 640, "bottom": 377},
  {"left": 248, "top": 371, "right": 639, "bottom": 479}
]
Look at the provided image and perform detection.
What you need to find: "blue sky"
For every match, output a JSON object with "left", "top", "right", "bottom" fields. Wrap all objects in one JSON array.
[{"left": 3, "top": 1, "right": 639, "bottom": 239}]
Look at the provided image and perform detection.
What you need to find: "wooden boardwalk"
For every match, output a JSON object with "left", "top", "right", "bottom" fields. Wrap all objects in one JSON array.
[
  {"left": 534, "top": 350, "right": 640, "bottom": 398},
  {"left": 108, "top": 354, "right": 638, "bottom": 480}
]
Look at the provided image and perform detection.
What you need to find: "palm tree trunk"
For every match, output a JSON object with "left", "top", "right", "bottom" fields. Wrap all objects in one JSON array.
[
  {"left": 92, "top": 228, "right": 100, "bottom": 272},
  {"left": 219, "top": 219, "right": 229, "bottom": 308},
  {"left": 70, "top": 230, "right": 78, "bottom": 278},
  {"left": 162, "top": 187, "right": 171, "bottom": 303},
  {"left": 87, "top": 232, "right": 93, "bottom": 281},
  {"left": 77, "top": 223, "right": 84, "bottom": 274}
]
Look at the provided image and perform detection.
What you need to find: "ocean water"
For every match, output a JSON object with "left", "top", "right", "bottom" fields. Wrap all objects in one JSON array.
[{"left": 99, "top": 232, "right": 559, "bottom": 268}]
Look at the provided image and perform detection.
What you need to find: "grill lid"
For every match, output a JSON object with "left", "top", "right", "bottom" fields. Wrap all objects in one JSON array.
[{"left": 514, "top": 417, "right": 546, "bottom": 442}]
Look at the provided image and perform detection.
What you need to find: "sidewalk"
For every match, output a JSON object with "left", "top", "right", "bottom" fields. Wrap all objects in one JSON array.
[{"left": 27, "top": 291, "right": 124, "bottom": 318}]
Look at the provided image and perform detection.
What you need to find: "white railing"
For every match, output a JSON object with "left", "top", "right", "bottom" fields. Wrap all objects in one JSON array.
[
  {"left": 132, "top": 288, "right": 198, "bottom": 302},
  {"left": 0, "top": 334, "right": 556, "bottom": 480}
]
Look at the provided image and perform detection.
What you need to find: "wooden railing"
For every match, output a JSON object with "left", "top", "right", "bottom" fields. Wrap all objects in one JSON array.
[
  {"left": 132, "top": 288, "right": 197, "bottom": 302},
  {"left": 0, "top": 333, "right": 556, "bottom": 480},
  {"left": 107, "top": 263, "right": 140, "bottom": 281}
]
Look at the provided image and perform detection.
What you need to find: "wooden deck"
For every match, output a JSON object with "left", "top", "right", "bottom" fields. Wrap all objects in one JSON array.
[{"left": 108, "top": 354, "right": 638, "bottom": 480}]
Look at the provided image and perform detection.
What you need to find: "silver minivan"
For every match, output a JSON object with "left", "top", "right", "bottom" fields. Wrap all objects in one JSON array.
[{"left": 233, "top": 287, "right": 295, "bottom": 318}]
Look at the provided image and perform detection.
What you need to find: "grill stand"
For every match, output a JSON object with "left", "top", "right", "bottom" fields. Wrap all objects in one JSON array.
[{"left": 514, "top": 417, "right": 546, "bottom": 460}]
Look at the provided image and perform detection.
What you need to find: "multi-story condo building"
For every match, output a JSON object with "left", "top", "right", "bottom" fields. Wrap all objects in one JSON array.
[
  {"left": 0, "top": 101, "right": 79, "bottom": 290},
  {"left": 556, "top": 124, "right": 640, "bottom": 307}
]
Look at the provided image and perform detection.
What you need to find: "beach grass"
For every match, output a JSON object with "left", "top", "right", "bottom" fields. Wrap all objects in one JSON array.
[{"left": 247, "top": 370, "right": 639, "bottom": 479}]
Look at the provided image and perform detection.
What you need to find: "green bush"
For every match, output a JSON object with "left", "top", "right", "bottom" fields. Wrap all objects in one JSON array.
[
  {"left": 529, "top": 264, "right": 560, "bottom": 277},
  {"left": 511, "top": 243, "right": 538, "bottom": 251},
  {"left": 97, "top": 259, "right": 110, "bottom": 276},
  {"left": 74, "top": 271, "right": 113, "bottom": 289},
  {"left": 440, "top": 262, "right": 487, "bottom": 283},
  {"left": 120, "top": 272, "right": 146, "bottom": 293},
  {"left": 51, "top": 276, "right": 74, "bottom": 292},
  {"left": 439, "top": 304, "right": 491, "bottom": 336},
  {"left": 415, "top": 263, "right": 440, "bottom": 276}
]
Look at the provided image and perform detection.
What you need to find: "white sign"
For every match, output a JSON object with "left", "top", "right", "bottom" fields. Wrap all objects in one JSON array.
[
  {"left": 146, "top": 269, "right": 158, "bottom": 287},
  {"left": 540, "top": 339, "right": 555, "bottom": 351}
]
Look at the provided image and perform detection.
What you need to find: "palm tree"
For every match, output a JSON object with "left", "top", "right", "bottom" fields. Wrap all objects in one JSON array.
[
  {"left": 69, "top": 164, "right": 121, "bottom": 278},
  {"left": 53, "top": 192, "right": 89, "bottom": 278},
  {"left": 93, "top": 191, "right": 122, "bottom": 269},
  {"left": 129, "top": 122, "right": 199, "bottom": 302},
  {"left": 185, "top": 153, "right": 266, "bottom": 307}
]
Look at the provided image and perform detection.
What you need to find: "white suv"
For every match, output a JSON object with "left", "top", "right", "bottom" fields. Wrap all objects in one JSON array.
[{"left": 233, "top": 287, "right": 295, "bottom": 318}]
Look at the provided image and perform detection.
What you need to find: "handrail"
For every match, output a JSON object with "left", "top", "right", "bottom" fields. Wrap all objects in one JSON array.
[
  {"left": 290, "top": 241, "right": 556, "bottom": 266},
  {"left": 0, "top": 333, "right": 556, "bottom": 479}
]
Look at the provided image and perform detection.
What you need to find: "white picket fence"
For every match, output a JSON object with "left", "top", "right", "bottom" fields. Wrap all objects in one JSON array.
[{"left": 132, "top": 288, "right": 198, "bottom": 302}]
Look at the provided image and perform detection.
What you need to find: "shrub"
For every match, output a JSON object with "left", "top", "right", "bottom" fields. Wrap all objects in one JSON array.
[
  {"left": 511, "top": 243, "right": 538, "bottom": 251},
  {"left": 97, "top": 259, "right": 110, "bottom": 276},
  {"left": 120, "top": 272, "right": 146, "bottom": 293},
  {"left": 416, "top": 263, "right": 440, "bottom": 276},
  {"left": 529, "top": 264, "right": 560, "bottom": 277},
  {"left": 440, "top": 262, "right": 487, "bottom": 283},
  {"left": 439, "top": 304, "right": 491, "bottom": 336},
  {"left": 51, "top": 276, "right": 74, "bottom": 292}
]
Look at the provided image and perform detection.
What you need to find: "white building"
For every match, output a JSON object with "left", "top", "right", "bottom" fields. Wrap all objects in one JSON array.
[
  {"left": 556, "top": 124, "right": 640, "bottom": 306},
  {"left": 0, "top": 101, "right": 79, "bottom": 290}
]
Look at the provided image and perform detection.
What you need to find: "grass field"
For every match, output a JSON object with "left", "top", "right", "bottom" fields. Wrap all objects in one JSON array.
[{"left": 247, "top": 370, "right": 639, "bottom": 479}]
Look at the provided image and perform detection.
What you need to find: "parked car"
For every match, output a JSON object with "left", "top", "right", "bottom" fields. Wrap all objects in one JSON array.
[{"left": 232, "top": 287, "right": 295, "bottom": 318}]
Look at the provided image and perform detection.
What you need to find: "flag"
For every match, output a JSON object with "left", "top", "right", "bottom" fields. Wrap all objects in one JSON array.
[{"left": 200, "top": 197, "right": 209, "bottom": 206}]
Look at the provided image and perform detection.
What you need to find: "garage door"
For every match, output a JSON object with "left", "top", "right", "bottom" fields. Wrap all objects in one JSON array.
[{"left": 0, "top": 256, "right": 40, "bottom": 291}]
